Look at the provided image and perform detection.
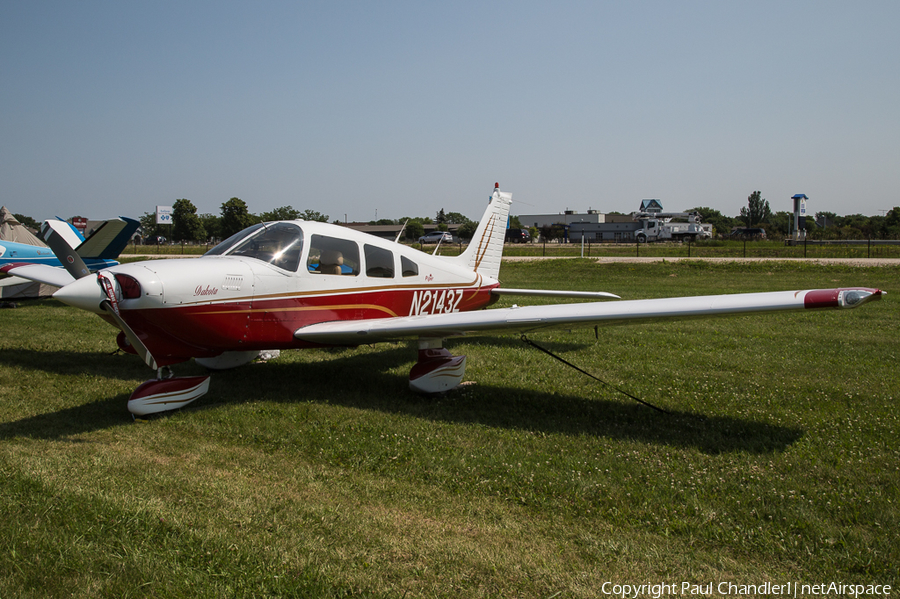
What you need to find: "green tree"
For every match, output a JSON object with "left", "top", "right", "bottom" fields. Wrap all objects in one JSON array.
[
  {"left": 457, "top": 220, "right": 478, "bottom": 240},
  {"left": 172, "top": 199, "right": 206, "bottom": 243},
  {"left": 198, "top": 213, "right": 221, "bottom": 242},
  {"left": 220, "top": 198, "right": 254, "bottom": 238},
  {"left": 405, "top": 221, "right": 425, "bottom": 241},
  {"left": 690, "top": 207, "right": 736, "bottom": 237},
  {"left": 539, "top": 224, "right": 566, "bottom": 242},
  {"left": 260, "top": 206, "right": 301, "bottom": 221},
  {"left": 12, "top": 213, "right": 40, "bottom": 230},
  {"left": 740, "top": 191, "right": 771, "bottom": 227},
  {"left": 767, "top": 211, "right": 794, "bottom": 238},
  {"left": 883, "top": 206, "right": 900, "bottom": 238},
  {"left": 863, "top": 215, "right": 884, "bottom": 239},
  {"left": 139, "top": 212, "right": 165, "bottom": 240},
  {"left": 844, "top": 214, "right": 880, "bottom": 239},
  {"left": 300, "top": 209, "right": 329, "bottom": 222},
  {"left": 815, "top": 211, "right": 837, "bottom": 228},
  {"left": 435, "top": 209, "right": 448, "bottom": 225},
  {"left": 446, "top": 211, "right": 472, "bottom": 225}
]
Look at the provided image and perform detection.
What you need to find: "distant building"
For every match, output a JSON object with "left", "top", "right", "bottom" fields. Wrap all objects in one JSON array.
[
  {"left": 518, "top": 199, "right": 683, "bottom": 242},
  {"left": 517, "top": 209, "right": 641, "bottom": 242},
  {"left": 639, "top": 199, "right": 664, "bottom": 214},
  {"left": 518, "top": 209, "right": 604, "bottom": 229},
  {"left": 569, "top": 220, "right": 641, "bottom": 242}
]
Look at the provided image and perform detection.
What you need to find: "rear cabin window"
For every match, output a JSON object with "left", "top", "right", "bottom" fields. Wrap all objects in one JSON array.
[
  {"left": 307, "top": 235, "right": 360, "bottom": 275},
  {"left": 401, "top": 256, "right": 418, "bottom": 277},
  {"left": 364, "top": 244, "right": 394, "bottom": 278}
]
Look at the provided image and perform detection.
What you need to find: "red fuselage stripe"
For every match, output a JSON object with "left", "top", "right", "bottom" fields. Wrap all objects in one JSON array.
[{"left": 119, "top": 285, "right": 499, "bottom": 363}]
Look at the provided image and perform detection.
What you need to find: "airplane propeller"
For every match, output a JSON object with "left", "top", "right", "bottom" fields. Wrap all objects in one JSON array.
[
  {"left": 98, "top": 270, "right": 210, "bottom": 417},
  {"left": 39, "top": 221, "right": 91, "bottom": 280},
  {"left": 40, "top": 220, "right": 160, "bottom": 371},
  {"left": 97, "top": 271, "right": 159, "bottom": 370}
]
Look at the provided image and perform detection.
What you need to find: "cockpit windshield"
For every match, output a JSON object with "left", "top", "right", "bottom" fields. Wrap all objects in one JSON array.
[
  {"left": 205, "top": 223, "right": 266, "bottom": 256},
  {"left": 204, "top": 222, "right": 304, "bottom": 272}
]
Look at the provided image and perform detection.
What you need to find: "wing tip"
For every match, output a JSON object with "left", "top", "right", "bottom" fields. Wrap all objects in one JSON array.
[{"left": 804, "top": 288, "right": 883, "bottom": 310}]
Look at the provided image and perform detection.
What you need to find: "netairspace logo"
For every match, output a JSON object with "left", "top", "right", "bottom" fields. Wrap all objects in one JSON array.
[{"left": 600, "top": 581, "right": 892, "bottom": 598}]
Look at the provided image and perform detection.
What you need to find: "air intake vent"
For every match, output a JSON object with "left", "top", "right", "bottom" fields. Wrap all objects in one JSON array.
[{"left": 223, "top": 275, "right": 243, "bottom": 291}]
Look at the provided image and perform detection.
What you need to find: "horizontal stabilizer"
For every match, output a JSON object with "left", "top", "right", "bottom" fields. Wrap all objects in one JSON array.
[{"left": 77, "top": 217, "right": 140, "bottom": 259}]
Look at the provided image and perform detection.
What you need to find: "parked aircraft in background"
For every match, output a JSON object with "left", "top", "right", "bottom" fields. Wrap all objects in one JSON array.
[
  {"left": 1, "top": 185, "right": 883, "bottom": 416},
  {"left": 0, "top": 216, "right": 140, "bottom": 282}
]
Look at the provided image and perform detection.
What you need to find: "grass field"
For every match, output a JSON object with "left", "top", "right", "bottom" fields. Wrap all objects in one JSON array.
[
  {"left": 121, "top": 239, "right": 900, "bottom": 261},
  {"left": 1, "top": 260, "right": 897, "bottom": 598}
]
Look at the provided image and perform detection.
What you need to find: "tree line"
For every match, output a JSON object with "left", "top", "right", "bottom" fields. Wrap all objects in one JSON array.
[
  {"left": 137, "top": 198, "right": 330, "bottom": 244},
  {"left": 31, "top": 191, "right": 899, "bottom": 244},
  {"left": 692, "top": 192, "right": 900, "bottom": 240},
  {"left": 139, "top": 200, "right": 479, "bottom": 244}
]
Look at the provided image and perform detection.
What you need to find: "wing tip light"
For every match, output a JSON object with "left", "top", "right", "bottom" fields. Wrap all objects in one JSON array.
[{"left": 804, "top": 288, "right": 883, "bottom": 310}]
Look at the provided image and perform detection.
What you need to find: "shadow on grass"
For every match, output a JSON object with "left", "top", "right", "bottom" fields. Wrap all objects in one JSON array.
[
  {"left": 201, "top": 344, "right": 805, "bottom": 455},
  {"left": 0, "top": 394, "right": 131, "bottom": 439},
  {"left": 0, "top": 348, "right": 155, "bottom": 381},
  {"left": 0, "top": 347, "right": 160, "bottom": 439},
  {"left": 0, "top": 344, "right": 803, "bottom": 454}
]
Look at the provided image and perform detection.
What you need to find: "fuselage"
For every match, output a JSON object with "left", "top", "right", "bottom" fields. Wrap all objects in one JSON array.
[
  {"left": 54, "top": 220, "right": 500, "bottom": 365},
  {"left": 0, "top": 240, "right": 118, "bottom": 270}
]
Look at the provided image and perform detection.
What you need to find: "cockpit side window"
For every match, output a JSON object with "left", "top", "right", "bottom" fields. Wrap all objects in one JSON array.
[
  {"left": 226, "top": 223, "right": 304, "bottom": 272},
  {"left": 364, "top": 244, "right": 394, "bottom": 278},
  {"left": 307, "top": 234, "right": 360, "bottom": 275}
]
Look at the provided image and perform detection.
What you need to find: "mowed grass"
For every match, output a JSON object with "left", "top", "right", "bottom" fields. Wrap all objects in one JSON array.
[
  {"left": 122, "top": 239, "right": 900, "bottom": 261},
  {"left": 0, "top": 260, "right": 897, "bottom": 598}
]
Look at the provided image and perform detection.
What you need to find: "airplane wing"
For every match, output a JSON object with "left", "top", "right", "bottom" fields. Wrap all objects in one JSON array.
[
  {"left": 0, "top": 263, "right": 76, "bottom": 288},
  {"left": 294, "top": 287, "right": 882, "bottom": 345}
]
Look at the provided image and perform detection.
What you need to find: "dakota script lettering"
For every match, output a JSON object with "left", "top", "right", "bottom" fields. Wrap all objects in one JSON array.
[{"left": 194, "top": 285, "right": 218, "bottom": 297}]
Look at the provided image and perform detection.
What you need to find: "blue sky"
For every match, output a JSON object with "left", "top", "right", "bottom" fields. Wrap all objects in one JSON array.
[{"left": 2, "top": 1, "right": 898, "bottom": 223}]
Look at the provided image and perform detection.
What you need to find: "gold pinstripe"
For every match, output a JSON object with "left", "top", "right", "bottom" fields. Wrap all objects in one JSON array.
[
  {"left": 192, "top": 303, "right": 401, "bottom": 317},
  {"left": 472, "top": 215, "right": 496, "bottom": 272},
  {"left": 173, "top": 274, "right": 485, "bottom": 308}
]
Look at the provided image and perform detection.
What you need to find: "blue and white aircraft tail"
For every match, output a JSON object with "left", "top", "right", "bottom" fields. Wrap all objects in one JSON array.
[{"left": 0, "top": 215, "right": 140, "bottom": 292}]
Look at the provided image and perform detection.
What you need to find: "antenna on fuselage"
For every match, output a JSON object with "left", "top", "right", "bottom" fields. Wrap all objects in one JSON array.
[
  {"left": 432, "top": 234, "right": 444, "bottom": 256},
  {"left": 394, "top": 219, "right": 408, "bottom": 243}
]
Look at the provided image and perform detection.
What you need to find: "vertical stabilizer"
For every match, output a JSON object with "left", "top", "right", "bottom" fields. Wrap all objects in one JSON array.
[
  {"left": 452, "top": 184, "right": 512, "bottom": 280},
  {"left": 42, "top": 219, "right": 85, "bottom": 250}
]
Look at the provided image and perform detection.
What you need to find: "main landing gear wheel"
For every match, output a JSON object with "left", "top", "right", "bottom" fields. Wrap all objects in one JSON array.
[
  {"left": 408, "top": 338, "right": 467, "bottom": 394},
  {"left": 127, "top": 373, "right": 211, "bottom": 416}
]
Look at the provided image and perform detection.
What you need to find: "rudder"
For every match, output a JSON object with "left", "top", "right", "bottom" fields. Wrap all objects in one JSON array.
[{"left": 452, "top": 183, "right": 512, "bottom": 280}]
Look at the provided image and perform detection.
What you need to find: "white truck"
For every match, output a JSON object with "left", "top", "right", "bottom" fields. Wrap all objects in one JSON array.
[{"left": 632, "top": 211, "right": 712, "bottom": 243}]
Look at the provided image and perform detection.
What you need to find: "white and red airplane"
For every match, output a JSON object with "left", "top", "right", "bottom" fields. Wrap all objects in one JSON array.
[{"left": 1, "top": 184, "right": 883, "bottom": 416}]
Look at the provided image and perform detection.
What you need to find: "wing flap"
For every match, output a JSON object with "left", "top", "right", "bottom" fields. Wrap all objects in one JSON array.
[
  {"left": 294, "top": 288, "right": 882, "bottom": 345},
  {"left": 492, "top": 288, "right": 620, "bottom": 300}
]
